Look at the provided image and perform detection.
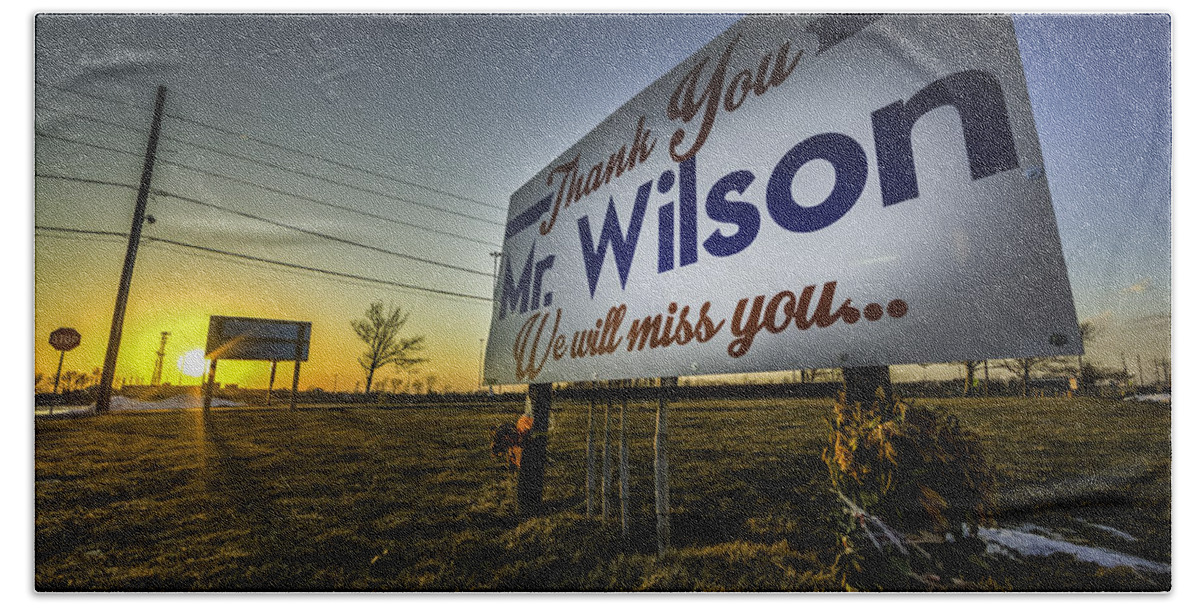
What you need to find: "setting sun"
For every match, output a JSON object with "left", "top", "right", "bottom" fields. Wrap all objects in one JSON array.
[{"left": 176, "top": 348, "right": 207, "bottom": 378}]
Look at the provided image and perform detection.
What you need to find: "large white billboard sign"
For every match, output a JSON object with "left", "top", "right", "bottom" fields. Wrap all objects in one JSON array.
[{"left": 485, "top": 14, "right": 1080, "bottom": 384}]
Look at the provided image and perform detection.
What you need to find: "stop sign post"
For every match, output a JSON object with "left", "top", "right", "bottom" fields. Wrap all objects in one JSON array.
[{"left": 49, "top": 327, "right": 81, "bottom": 394}]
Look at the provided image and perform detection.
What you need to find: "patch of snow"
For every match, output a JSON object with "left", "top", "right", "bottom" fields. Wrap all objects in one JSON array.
[
  {"left": 1013, "top": 523, "right": 1064, "bottom": 541},
  {"left": 109, "top": 394, "right": 245, "bottom": 411},
  {"left": 978, "top": 527, "right": 1168, "bottom": 574},
  {"left": 1072, "top": 518, "right": 1139, "bottom": 543},
  {"left": 36, "top": 395, "right": 247, "bottom": 416}
]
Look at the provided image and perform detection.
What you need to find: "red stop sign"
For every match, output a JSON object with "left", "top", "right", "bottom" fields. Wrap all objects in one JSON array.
[{"left": 49, "top": 327, "right": 81, "bottom": 352}]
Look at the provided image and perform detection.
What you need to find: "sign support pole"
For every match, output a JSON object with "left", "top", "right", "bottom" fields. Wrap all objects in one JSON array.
[
  {"left": 53, "top": 351, "right": 65, "bottom": 394},
  {"left": 266, "top": 361, "right": 277, "bottom": 407},
  {"left": 96, "top": 85, "right": 167, "bottom": 413},
  {"left": 585, "top": 386, "right": 596, "bottom": 517},
  {"left": 655, "top": 376, "right": 676, "bottom": 557},
  {"left": 516, "top": 383, "right": 553, "bottom": 517},
  {"left": 619, "top": 380, "right": 630, "bottom": 538},
  {"left": 290, "top": 324, "right": 304, "bottom": 410},
  {"left": 290, "top": 361, "right": 301, "bottom": 410},
  {"left": 601, "top": 386, "right": 612, "bottom": 519},
  {"left": 203, "top": 359, "right": 218, "bottom": 411}
]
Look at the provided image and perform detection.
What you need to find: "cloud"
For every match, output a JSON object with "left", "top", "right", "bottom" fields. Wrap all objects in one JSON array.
[{"left": 1120, "top": 279, "right": 1152, "bottom": 294}]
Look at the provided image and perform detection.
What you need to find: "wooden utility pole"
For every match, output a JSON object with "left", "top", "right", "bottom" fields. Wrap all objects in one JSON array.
[
  {"left": 655, "top": 376, "right": 676, "bottom": 556},
  {"left": 96, "top": 85, "right": 167, "bottom": 413},
  {"left": 516, "top": 383, "right": 553, "bottom": 517}
]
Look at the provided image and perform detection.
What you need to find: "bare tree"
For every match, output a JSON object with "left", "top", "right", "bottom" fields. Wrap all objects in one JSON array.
[
  {"left": 962, "top": 361, "right": 983, "bottom": 397},
  {"left": 1077, "top": 321, "right": 1098, "bottom": 379},
  {"left": 999, "top": 357, "right": 1070, "bottom": 397},
  {"left": 351, "top": 302, "right": 426, "bottom": 393}
]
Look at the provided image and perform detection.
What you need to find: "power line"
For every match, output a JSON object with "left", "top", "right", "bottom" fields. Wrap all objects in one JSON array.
[
  {"left": 36, "top": 104, "right": 145, "bottom": 137},
  {"left": 167, "top": 86, "right": 508, "bottom": 211},
  {"left": 35, "top": 170, "right": 499, "bottom": 248},
  {"left": 37, "top": 130, "right": 504, "bottom": 227},
  {"left": 38, "top": 103, "right": 509, "bottom": 236},
  {"left": 36, "top": 80, "right": 507, "bottom": 212},
  {"left": 35, "top": 225, "right": 493, "bottom": 303},
  {"left": 35, "top": 172, "right": 493, "bottom": 278}
]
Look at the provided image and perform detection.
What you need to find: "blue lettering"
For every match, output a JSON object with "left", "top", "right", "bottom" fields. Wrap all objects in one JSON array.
[
  {"left": 577, "top": 181, "right": 652, "bottom": 298},
  {"left": 703, "top": 169, "right": 759, "bottom": 257},
  {"left": 658, "top": 201, "right": 675, "bottom": 273},
  {"left": 499, "top": 245, "right": 536, "bottom": 319},
  {"left": 766, "top": 132, "right": 867, "bottom": 233},
  {"left": 678, "top": 157, "right": 699, "bottom": 266},
  {"left": 871, "top": 70, "right": 1019, "bottom": 206}
]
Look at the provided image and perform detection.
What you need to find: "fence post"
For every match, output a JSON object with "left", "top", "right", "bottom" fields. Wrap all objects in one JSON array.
[{"left": 517, "top": 383, "right": 553, "bottom": 517}]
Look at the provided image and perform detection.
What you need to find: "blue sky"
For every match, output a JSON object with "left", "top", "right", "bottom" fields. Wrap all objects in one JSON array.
[{"left": 1014, "top": 13, "right": 1171, "bottom": 373}]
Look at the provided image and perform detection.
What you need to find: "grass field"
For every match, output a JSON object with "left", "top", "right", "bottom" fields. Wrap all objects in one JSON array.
[{"left": 34, "top": 395, "right": 1170, "bottom": 591}]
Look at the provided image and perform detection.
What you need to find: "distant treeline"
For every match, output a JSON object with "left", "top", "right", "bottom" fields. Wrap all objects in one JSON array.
[{"left": 35, "top": 374, "right": 1162, "bottom": 410}]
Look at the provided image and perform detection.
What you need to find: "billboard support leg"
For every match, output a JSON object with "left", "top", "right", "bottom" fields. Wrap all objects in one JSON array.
[
  {"left": 517, "top": 383, "right": 552, "bottom": 517},
  {"left": 291, "top": 324, "right": 304, "bottom": 410},
  {"left": 655, "top": 376, "right": 676, "bottom": 557},
  {"left": 203, "top": 359, "right": 218, "bottom": 411},
  {"left": 290, "top": 360, "right": 301, "bottom": 410},
  {"left": 585, "top": 385, "right": 596, "bottom": 518},
  {"left": 601, "top": 385, "right": 612, "bottom": 519},
  {"left": 619, "top": 380, "right": 630, "bottom": 538},
  {"left": 266, "top": 360, "right": 277, "bottom": 407}
]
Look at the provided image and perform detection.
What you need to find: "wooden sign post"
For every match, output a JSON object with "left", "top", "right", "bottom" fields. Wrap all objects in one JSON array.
[{"left": 516, "top": 383, "right": 553, "bottom": 517}]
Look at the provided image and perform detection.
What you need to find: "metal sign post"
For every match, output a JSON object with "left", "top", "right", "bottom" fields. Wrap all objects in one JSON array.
[{"left": 655, "top": 377, "right": 676, "bottom": 556}]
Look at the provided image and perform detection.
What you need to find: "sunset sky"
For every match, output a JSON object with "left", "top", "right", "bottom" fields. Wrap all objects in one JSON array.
[{"left": 32, "top": 13, "right": 1171, "bottom": 392}]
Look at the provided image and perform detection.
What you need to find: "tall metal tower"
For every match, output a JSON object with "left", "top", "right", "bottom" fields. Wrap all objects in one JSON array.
[{"left": 151, "top": 331, "right": 170, "bottom": 386}]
